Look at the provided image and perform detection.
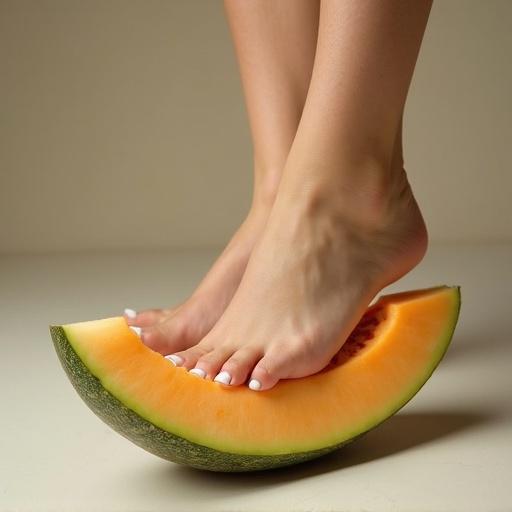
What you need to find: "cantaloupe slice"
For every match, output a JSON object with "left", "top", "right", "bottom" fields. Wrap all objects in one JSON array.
[{"left": 50, "top": 285, "right": 460, "bottom": 472}]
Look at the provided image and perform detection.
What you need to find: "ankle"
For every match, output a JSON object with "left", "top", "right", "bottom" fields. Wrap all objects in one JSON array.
[
  {"left": 251, "top": 168, "right": 281, "bottom": 211},
  {"left": 281, "top": 156, "right": 405, "bottom": 230}
]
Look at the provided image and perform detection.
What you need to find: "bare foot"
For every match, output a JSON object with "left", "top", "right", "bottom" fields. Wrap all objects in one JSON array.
[
  {"left": 168, "top": 162, "right": 428, "bottom": 390},
  {"left": 125, "top": 203, "right": 272, "bottom": 355}
]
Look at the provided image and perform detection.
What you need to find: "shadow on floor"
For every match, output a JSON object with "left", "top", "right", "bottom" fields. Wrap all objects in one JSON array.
[{"left": 136, "top": 410, "right": 491, "bottom": 502}]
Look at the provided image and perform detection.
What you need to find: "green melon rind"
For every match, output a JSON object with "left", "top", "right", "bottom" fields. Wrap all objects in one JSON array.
[
  {"left": 50, "top": 325, "right": 356, "bottom": 472},
  {"left": 358, "top": 285, "right": 461, "bottom": 434},
  {"left": 49, "top": 285, "right": 460, "bottom": 472}
]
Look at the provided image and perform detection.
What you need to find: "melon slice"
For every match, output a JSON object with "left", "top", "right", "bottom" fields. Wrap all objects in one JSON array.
[{"left": 50, "top": 285, "right": 460, "bottom": 472}]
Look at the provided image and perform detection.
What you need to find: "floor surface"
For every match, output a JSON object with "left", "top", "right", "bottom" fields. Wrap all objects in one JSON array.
[{"left": 1, "top": 242, "right": 511, "bottom": 512}]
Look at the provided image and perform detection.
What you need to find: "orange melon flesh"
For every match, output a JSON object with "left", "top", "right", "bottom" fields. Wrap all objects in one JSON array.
[{"left": 60, "top": 285, "right": 460, "bottom": 456}]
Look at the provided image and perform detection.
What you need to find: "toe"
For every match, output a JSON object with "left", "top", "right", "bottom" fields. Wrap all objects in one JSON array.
[
  {"left": 124, "top": 307, "right": 170, "bottom": 328},
  {"left": 248, "top": 349, "right": 292, "bottom": 391},
  {"left": 168, "top": 342, "right": 211, "bottom": 371},
  {"left": 193, "top": 346, "right": 235, "bottom": 381},
  {"left": 140, "top": 317, "right": 188, "bottom": 355},
  {"left": 218, "top": 347, "right": 263, "bottom": 386}
]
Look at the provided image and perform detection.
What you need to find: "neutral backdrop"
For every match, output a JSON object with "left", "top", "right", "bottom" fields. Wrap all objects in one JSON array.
[{"left": 1, "top": 0, "right": 511, "bottom": 254}]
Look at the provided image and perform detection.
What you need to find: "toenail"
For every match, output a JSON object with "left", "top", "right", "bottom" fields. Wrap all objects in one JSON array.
[
  {"left": 124, "top": 308, "right": 137, "bottom": 319},
  {"left": 248, "top": 379, "right": 262, "bottom": 391},
  {"left": 189, "top": 368, "right": 207, "bottom": 379},
  {"left": 165, "top": 354, "right": 184, "bottom": 366},
  {"left": 214, "top": 371, "right": 232, "bottom": 385},
  {"left": 129, "top": 326, "right": 142, "bottom": 337}
]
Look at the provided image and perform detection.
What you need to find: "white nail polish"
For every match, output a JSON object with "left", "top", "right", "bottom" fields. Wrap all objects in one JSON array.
[
  {"left": 165, "top": 354, "right": 184, "bottom": 366},
  {"left": 129, "top": 326, "right": 142, "bottom": 336},
  {"left": 248, "top": 379, "right": 261, "bottom": 391},
  {"left": 214, "top": 371, "right": 232, "bottom": 385},
  {"left": 189, "top": 368, "right": 207, "bottom": 379},
  {"left": 124, "top": 308, "right": 137, "bottom": 319}
]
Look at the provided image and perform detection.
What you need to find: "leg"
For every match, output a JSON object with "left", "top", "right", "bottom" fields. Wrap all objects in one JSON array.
[
  {"left": 131, "top": 0, "right": 320, "bottom": 354},
  {"left": 225, "top": 0, "right": 321, "bottom": 206},
  {"left": 174, "top": 0, "right": 431, "bottom": 389}
]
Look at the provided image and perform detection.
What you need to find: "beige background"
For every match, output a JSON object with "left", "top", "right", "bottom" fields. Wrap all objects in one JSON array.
[
  {"left": 1, "top": 4, "right": 512, "bottom": 509},
  {"left": 1, "top": 0, "right": 511, "bottom": 254}
]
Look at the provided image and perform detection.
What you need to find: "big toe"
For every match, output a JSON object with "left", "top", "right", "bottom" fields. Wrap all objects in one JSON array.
[
  {"left": 248, "top": 344, "right": 322, "bottom": 391},
  {"left": 124, "top": 307, "right": 170, "bottom": 328},
  {"left": 140, "top": 317, "right": 190, "bottom": 355}
]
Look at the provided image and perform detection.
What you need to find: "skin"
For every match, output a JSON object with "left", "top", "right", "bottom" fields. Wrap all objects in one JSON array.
[
  {"left": 130, "top": 0, "right": 432, "bottom": 391},
  {"left": 126, "top": 0, "right": 320, "bottom": 354}
]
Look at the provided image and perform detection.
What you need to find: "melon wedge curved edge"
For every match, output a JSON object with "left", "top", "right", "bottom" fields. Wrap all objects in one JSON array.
[{"left": 50, "top": 285, "right": 461, "bottom": 472}]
